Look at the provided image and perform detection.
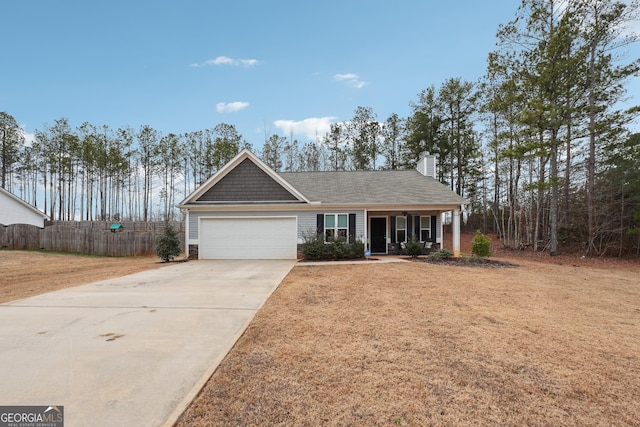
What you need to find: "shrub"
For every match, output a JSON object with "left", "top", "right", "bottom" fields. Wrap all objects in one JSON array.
[
  {"left": 428, "top": 248, "right": 454, "bottom": 261},
  {"left": 327, "top": 237, "right": 350, "bottom": 259},
  {"left": 301, "top": 233, "right": 365, "bottom": 260},
  {"left": 156, "top": 223, "right": 182, "bottom": 262},
  {"left": 349, "top": 239, "right": 365, "bottom": 258},
  {"left": 405, "top": 237, "right": 424, "bottom": 258},
  {"left": 471, "top": 230, "right": 491, "bottom": 257},
  {"left": 302, "top": 233, "right": 325, "bottom": 260}
]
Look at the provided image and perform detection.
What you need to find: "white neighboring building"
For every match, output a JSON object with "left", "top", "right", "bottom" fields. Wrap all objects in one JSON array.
[{"left": 0, "top": 187, "right": 48, "bottom": 227}]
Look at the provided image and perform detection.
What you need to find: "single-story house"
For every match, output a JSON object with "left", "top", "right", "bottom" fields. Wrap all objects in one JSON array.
[
  {"left": 0, "top": 187, "right": 49, "bottom": 228},
  {"left": 178, "top": 149, "right": 467, "bottom": 260}
]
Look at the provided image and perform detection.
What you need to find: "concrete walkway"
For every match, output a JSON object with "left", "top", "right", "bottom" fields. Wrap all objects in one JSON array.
[
  {"left": 0, "top": 259, "right": 296, "bottom": 427},
  {"left": 296, "top": 256, "right": 409, "bottom": 266}
]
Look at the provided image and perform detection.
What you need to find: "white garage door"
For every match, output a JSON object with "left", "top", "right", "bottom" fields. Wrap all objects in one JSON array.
[{"left": 199, "top": 217, "right": 297, "bottom": 259}]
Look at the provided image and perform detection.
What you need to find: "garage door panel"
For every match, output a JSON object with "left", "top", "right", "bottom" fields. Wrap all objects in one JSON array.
[{"left": 200, "top": 217, "right": 297, "bottom": 259}]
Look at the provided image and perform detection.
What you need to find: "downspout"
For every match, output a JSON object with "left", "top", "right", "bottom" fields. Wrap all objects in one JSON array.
[{"left": 363, "top": 208, "right": 368, "bottom": 251}]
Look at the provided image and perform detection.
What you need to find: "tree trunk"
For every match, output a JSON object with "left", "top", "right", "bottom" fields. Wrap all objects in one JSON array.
[
  {"left": 586, "top": 42, "right": 597, "bottom": 255},
  {"left": 534, "top": 133, "right": 548, "bottom": 252},
  {"left": 564, "top": 120, "right": 571, "bottom": 229},
  {"left": 549, "top": 129, "right": 559, "bottom": 256}
]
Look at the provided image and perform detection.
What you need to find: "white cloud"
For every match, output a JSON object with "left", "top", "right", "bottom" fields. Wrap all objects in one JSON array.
[
  {"left": 239, "top": 59, "right": 259, "bottom": 67},
  {"left": 334, "top": 73, "right": 359, "bottom": 81},
  {"left": 216, "top": 101, "right": 250, "bottom": 113},
  {"left": 204, "top": 56, "right": 261, "bottom": 67},
  {"left": 334, "top": 73, "right": 366, "bottom": 88},
  {"left": 558, "top": 1, "right": 639, "bottom": 37},
  {"left": 619, "top": 0, "right": 640, "bottom": 35},
  {"left": 273, "top": 117, "right": 337, "bottom": 140},
  {"left": 207, "top": 56, "right": 235, "bottom": 65},
  {"left": 19, "top": 124, "right": 35, "bottom": 147}
]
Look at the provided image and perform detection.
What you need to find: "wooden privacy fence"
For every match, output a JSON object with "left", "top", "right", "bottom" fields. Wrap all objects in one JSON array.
[
  {"left": 0, "top": 224, "right": 42, "bottom": 251},
  {"left": 0, "top": 222, "right": 184, "bottom": 257},
  {"left": 45, "top": 220, "right": 183, "bottom": 232}
]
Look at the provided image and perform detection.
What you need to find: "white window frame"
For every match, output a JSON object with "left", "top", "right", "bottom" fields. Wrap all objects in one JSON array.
[
  {"left": 420, "top": 215, "right": 432, "bottom": 242},
  {"left": 396, "top": 216, "right": 407, "bottom": 243},
  {"left": 325, "top": 213, "right": 349, "bottom": 242}
]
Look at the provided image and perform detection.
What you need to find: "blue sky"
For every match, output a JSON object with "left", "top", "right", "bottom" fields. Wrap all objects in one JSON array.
[{"left": 2, "top": 1, "right": 638, "bottom": 149}]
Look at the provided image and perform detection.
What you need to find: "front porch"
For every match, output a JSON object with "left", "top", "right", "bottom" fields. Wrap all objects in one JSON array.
[
  {"left": 365, "top": 208, "right": 461, "bottom": 257},
  {"left": 386, "top": 241, "right": 441, "bottom": 256}
]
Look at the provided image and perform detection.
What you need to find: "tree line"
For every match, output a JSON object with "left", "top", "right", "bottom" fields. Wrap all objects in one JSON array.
[
  {"left": 1, "top": 0, "right": 639, "bottom": 256},
  {"left": 0, "top": 117, "right": 253, "bottom": 223}
]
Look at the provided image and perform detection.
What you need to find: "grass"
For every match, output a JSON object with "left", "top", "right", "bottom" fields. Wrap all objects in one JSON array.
[
  {"left": 0, "top": 247, "right": 106, "bottom": 258},
  {"left": 176, "top": 259, "right": 640, "bottom": 426},
  {"left": 0, "top": 250, "right": 162, "bottom": 304}
]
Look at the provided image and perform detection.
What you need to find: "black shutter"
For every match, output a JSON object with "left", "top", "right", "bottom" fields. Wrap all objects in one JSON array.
[
  {"left": 407, "top": 215, "right": 413, "bottom": 240},
  {"left": 431, "top": 215, "right": 437, "bottom": 242},
  {"left": 390, "top": 216, "right": 396, "bottom": 243},
  {"left": 316, "top": 214, "right": 324, "bottom": 235},
  {"left": 414, "top": 215, "right": 420, "bottom": 240},
  {"left": 348, "top": 213, "right": 356, "bottom": 241}
]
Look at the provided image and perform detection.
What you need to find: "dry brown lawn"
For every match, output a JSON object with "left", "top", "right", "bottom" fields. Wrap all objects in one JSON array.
[
  {"left": 2, "top": 246, "right": 639, "bottom": 426},
  {"left": 0, "top": 250, "right": 165, "bottom": 303},
  {"left": 177, "top": 258, "right": 640, "bottom": 427}
]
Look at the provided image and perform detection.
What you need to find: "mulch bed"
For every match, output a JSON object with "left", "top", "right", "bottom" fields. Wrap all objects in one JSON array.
[
  {"left": 298, "top": 257, "right": 380, "bottom": 262},
  {"left": 414, "top": 256, "right": 518, "bottom": 268}
]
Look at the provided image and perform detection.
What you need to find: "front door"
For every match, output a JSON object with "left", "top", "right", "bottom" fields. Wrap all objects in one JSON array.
[{"left": 370, "top": 217, "right": 387, "bottom": 253}]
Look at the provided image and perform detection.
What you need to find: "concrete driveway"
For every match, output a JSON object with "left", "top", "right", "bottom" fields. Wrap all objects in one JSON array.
[{"left": 0, "top": 259, "right": 296, "bottom": 427}]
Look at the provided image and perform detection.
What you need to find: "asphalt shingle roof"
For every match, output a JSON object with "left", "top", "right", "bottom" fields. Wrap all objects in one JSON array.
[{"left": 278, "top": 170, "right": 467, "bottom": 206}]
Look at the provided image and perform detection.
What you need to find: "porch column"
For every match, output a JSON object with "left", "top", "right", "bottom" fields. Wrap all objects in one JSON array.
[
  {"left": 453, "top": 207, "right": 461, "bottom": 257},
  {"left": 363, "top": 208, "right": 368, "bottom": 251}
]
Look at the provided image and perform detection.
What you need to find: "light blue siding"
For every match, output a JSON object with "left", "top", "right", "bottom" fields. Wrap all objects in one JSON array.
[{"left": 189, "top": 210, "right": 365, "bottom": 243}]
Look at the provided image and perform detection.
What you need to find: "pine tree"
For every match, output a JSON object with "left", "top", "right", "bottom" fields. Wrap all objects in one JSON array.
[
  {"left": 156, "top": 223, "right": 182, "bottom": 262},
  {"left": 0, "top": 112, "right": 24, "bottom": 190}
]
